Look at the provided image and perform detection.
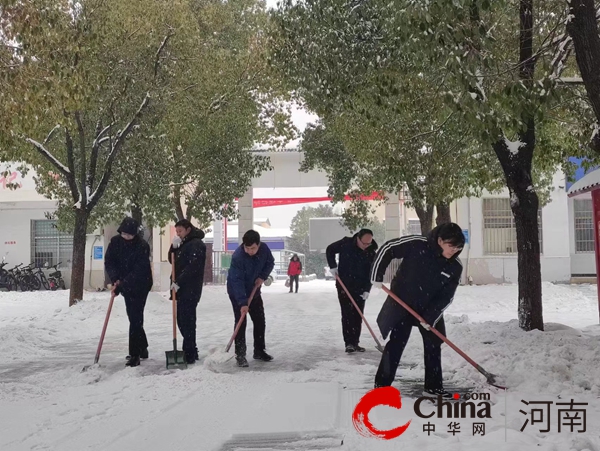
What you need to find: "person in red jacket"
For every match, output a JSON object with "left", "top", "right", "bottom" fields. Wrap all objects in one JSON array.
[{"left": 287, "top": 254, "right": 302, "bottom": 293}]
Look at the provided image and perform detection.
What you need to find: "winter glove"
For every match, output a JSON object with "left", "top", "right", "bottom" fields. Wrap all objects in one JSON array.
[
  {"left": 170, "top": 282, "right": 180, "bottom": 292},
  {"left": 329, "top": 267, "right": 338, "bottom": 278},
  {"left": 371, "top": 281, "right": 382, "bottom": 289},
  {"left": 420, "top": 322, "right": 431, "bottom": 331},
  {"left": 360, "top": 291, "right": 369, "bottom": 301},
  {"left": 172, "top": 236, "right": 182, "bottom": 249}
]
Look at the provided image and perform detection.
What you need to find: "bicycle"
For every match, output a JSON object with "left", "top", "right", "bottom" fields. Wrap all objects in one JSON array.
[
  {"left": 48, "top": 262, "right": 66, "bottom": 290},
  {"left": 0, "top": 259, "right": 18, "bottom": 291},
  {"left": 33, "top": 263, "right": 50, "bottom": 290}
]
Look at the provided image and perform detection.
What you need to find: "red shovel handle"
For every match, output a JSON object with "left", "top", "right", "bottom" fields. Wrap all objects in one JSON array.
[
  {"left": 94, "top": 291, "right": 116, "bottom": 364},
  {"left": 225, "top": 285, "right": 258, "bottom": 352},
  {"left": 382, "top": 284, "right": 506, "bottom": 389}
]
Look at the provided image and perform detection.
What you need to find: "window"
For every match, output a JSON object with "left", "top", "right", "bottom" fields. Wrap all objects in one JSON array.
[
  {"left": 574, "top": 199, "right": 594, "bottom": 253},
  {"left": 482, "top": 198, "right": 543, "bottom": 254},
  {"left": 407, "top": 219, "right": 421, "bottom": 235},
  {"left": 30, "top": 220, "right": 73, "bottom": 268}
]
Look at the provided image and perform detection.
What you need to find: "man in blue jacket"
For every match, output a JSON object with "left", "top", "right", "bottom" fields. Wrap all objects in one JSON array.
[{"left": 227, "top": 229, "right": 275, "bottom": 367}]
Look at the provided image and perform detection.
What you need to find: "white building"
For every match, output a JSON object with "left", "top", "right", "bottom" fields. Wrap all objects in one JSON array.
[
  {"left": 452, "top": 171, "right": 575, "bottom": 284},
  {"left": 0, "top": 159, "right": 595, "bottom": 291}
]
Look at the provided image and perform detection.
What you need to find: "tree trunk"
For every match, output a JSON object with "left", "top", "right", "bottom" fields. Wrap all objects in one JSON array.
[
  {"left": 493, "top": 128, "right": 543, "bottom": 332},
  {"left": 173, "top": 185, "right": 185, "bottom": 220},
  {"left": 414, "top": 203, "right": 434, "bottom": 235},
  {"left": 185, "top": 205, "right": 195, "bottom": 222},
  {"left": 69, "top": 208, "right": 89, "bottom": 306},
  {"left": 435, "top": 202, "right": 452, "bottom": 225},
  {"left": 131, "top": 202, "right": 143, "bottom": 225},
  {"left": 566, "top": 0, "right": 600, "bottom": 153},
  {"left": 488, "top": 0, "right": 543, "bottom": 332}
]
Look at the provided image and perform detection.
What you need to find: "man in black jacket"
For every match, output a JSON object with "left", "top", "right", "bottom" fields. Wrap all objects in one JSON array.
[
  {"left": 370, "top": 222, "right": 465, "bottom": 397},
  {"left": 105, "top": 217, "right": 153, "bottom": 367},
  {"left": 326, "top": 228, "right": 378, "bottom": 353},
  {"left": 168, "top": 219, "right": 206, "bottom": 364}
]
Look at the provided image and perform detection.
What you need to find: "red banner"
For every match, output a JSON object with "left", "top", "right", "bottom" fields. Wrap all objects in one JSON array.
[{"left": 252, "top": 192, "right": 382, "bottom": 208}]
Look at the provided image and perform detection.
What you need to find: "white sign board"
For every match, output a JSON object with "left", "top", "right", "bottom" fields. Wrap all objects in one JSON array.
[{"left": 309, "top": 217, "right": 354, "bottom": 253}]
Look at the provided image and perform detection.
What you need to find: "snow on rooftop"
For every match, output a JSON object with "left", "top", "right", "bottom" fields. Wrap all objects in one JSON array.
[{"left": 567, "top": 167, "right": 600, "bottom": 197}]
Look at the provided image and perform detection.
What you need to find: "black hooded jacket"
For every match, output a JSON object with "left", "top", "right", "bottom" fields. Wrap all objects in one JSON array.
[
  {"left": 104, "top": 218, "right": 153, "bottom": 296},
  {"left": 326, "top": 233, "right": 378, "bottom": 294},
  {"left": 371, "top": 225, "right": 463, "bottom": 339},
  {"left": 168, "top": 227, "right": 206, "bottom": 299}
]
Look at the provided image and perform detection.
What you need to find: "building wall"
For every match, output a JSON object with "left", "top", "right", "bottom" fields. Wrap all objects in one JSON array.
[
  {"left": 567, "top": 193, "right": 596, "bottom": 275},
  {"left": 0, "top": 166, "right": 106, "bottom": 290},
  {"left": 83, "top": 231, "right": 106, "bottom": 291},
  {"left": 370, "top": 195, "right": 419, "bottom": 235},
  {"left": 0, "top": 200, "right": 107, "bottom": 289},
  {"left": 0, "top": 200, "right": 57, "bottom": 268},
  {"left": 252, "top": 151, "right": 330, "bottom": 188},
  {"left": 1, "top": 162, "right": 592, "bottom": 290},
  {"left": 454, "top": 171, "right": 571, "bottom": 284}
]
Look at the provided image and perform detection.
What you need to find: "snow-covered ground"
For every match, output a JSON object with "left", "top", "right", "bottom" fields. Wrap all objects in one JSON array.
[{"left": 1, "top": 280, "right": 599, "bottom": 450}]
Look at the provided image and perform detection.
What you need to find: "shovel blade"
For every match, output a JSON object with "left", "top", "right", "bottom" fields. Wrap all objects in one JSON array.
[
  {"left": 482, "top": 370, "right": 507, "bottom": 390},
  {"left": 165, "top": 350, "right": 188, "bottom": 369},
  {"left": 204, "top": 349, "right": 236, "bottom": 372},
  {"left": 81, "top": 363, "right": 98, "bottom": 372}
]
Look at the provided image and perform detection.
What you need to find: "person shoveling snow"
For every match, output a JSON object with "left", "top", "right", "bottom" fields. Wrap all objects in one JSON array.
[
  {"left": 370, "top": 223, "right": 472, "bottom": 397},
  {"left": 205, "top": 230, "right": 275, "bottom": 371}
]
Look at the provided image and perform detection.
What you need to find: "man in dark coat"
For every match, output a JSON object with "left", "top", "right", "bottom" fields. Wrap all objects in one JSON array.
[
  {"left": 104, "top": 217, "right": 153, "bottom": 367},
  {"left": 226, "top": 229, "right": 275, "bottom": 368},
  {"left": 370, "top": 222, "right": 465, "bottom": 397},
  {"left": 326, "top": 228, "right": 378, "bottom": 353},
  {"left": 167, "top": 219, "right": 206, "bottom": 364}
]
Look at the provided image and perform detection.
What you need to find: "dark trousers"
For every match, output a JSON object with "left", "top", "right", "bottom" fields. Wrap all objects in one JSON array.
[
  {"left": 124, "top": 293, "right": 149, "bottom": 357},
  {"left": 336, "top": 284, "right": 365, "bottom": 347},
  {"left": 230, "top": 295, "right": 266, "bottom": 357},
  {"left": 177, "top": 294, "right": 200, "bottom": 359},
  {"left": 289, "top": 275, "right": 299, "bottom": 293},
  {"left": 375, "top": 317, "right": 446, "bottom": 389}
]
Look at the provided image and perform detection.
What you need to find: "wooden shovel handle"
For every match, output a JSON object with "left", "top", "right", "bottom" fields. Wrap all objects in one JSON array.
[{"left": 225, "top": 285, "right": 259, "bottom": 352}]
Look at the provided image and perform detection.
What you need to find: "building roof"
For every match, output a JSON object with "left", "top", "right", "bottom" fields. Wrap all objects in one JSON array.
[{"left": 567, "top": 168, "right": 600, "bottom": 197}]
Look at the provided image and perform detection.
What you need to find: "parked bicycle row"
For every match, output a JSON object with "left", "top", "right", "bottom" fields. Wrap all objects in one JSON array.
[{"left": 0, "top": 258, "right": 66, "bottom": 292}]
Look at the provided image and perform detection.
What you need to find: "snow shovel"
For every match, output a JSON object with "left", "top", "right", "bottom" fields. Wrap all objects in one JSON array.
[
  {"left": 336, "top": 275, "right": 384, "bottom": 353},
  {"left": 165, "top": 260, "right": 187, "bottom": 369},
  {"left": 381, "top": 284, "right": 507, "bottom": 390},
  {"left": 82, "top": 291, "right": 116, "bottom": 372},
  {"left": 204, "top": 286, "right": 258, "bottom": 371}
]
